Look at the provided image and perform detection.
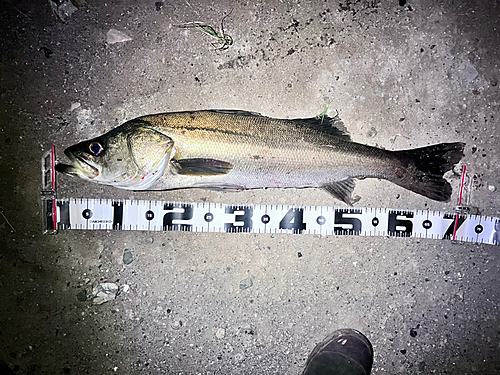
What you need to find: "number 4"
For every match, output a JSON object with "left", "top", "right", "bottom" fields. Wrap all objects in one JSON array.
[{"left": 279, "top": 208, "right": 306, "bottom": 234}]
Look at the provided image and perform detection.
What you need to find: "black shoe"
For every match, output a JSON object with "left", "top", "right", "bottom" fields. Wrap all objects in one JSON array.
[{"left": 302, "top": 329, "right": 373, "bottom": 375}]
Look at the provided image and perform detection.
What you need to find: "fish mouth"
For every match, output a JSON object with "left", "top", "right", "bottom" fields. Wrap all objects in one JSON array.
[{"left": 55, "top": 149, "right": 100, "bottom": 179}]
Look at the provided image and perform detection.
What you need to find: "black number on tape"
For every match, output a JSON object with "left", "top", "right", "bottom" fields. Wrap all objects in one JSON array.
[
  {"left": 334, "top": 209, "right": 362, "bottom": 235},
  {"left": 163, "top": 203, "right": 193, "bottom": 231},
  {"left": 443, "top": 214, "right": 466, "bottom": 239},
  {"left": 372, "top": 217, "right": 379, "bottom": 227},
  {"left": 112, "top": 201, "right": 124, "bottom": 229},
  {"left": 279, "top": 208, "right": 306, "bottom": 234},
  {"left": 475, "top": 224, "right": 483, "bottom": 234},
  {"left": 261, "top": 214, "right": 271, "bottom": 224},
  {"left": 204, "top": 213, "right": 214, "bottom": 222},
  {"left": 225, "top": 206, "right": 253, "bottom": 233},
  {"left": 388, "top": 211, "right": 413, "bottom": 237},
  {"left": 317, "top": 216, "right": 326, "bottom": 225},
  {"left": 57, "top": 201, "right": 70, "bottom": 230}
]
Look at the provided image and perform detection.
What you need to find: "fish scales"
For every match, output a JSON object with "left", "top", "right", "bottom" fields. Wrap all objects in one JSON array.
[{"left": 143, "top": 111, "right": 391, "bottom": 182}]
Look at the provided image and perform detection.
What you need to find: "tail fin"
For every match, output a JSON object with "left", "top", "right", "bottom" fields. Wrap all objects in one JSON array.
[{"left": 392, "top": 142, "right": 465, "bottom": 201}]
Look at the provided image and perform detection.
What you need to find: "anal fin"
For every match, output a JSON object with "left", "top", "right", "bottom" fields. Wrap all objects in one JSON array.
[{"left": 323, "top": 178, "right": 358, "bottom": 205}]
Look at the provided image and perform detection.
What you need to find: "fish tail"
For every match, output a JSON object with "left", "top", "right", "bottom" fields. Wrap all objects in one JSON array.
[{"left": 391, "top": 142, "right": 465, "bottom": 201}]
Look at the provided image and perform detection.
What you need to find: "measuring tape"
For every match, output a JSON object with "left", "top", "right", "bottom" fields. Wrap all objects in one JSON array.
[{"left": 41, "top": 147, "right": 500, "bottom": 246}]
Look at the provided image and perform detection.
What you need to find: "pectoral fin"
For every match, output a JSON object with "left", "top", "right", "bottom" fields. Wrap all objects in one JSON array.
[
  {"left": 172, "top": 158, "right": 233, "bottom": 176},
  {"left": 323, "top": 178, "right": 359, "bottom": 205}
]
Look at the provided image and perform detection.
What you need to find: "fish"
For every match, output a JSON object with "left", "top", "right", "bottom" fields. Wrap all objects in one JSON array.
[{"left": 55, "top": 110, "right": 465, "bottom": 204}]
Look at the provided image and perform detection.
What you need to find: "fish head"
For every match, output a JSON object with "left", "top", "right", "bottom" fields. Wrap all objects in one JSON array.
[{"left": 56, "top": 122, "right": 174, "bottom": 189}]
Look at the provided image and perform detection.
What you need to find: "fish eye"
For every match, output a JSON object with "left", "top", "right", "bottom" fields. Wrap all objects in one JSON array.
[{"left": 89, "top": 142, "right": 103, "bottom": 156}]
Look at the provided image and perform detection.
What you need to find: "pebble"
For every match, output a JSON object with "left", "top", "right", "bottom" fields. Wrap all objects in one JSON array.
[
  {"left": 460, "top": 63, "right": 479, "bottom": 85},
  {"left": 123, "top": 249, "right": 134, "bottom": 265},
  {"left": 366, "top": 127, "right": 377, "bottom": 137},
  {"left": 488, "top": 185, "right": 496, "bottom": 192},
  {"left": 92, "top": 283, "right": 119, "bottom": 305},
  {"left": 70, "top": 102, "right": 81, "bottom": 112},
  {"left": 106, "top": 29, "right": 132, "bottom": 44},
  {"left": 215, "top": 328, "right": 226, "bottom": 339},
  {"left": 76, "top": 289, "right": 87, "bottom": 302},
  {"left": 239, "top": 277, "right": 253, "bottom": 290}
]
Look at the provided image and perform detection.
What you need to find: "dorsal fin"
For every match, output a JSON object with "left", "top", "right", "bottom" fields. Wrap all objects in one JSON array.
[{"left": 293, "top": 115, "right": 350, "bottom": 141}]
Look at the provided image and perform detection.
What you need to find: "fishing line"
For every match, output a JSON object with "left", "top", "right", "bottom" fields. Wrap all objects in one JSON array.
[{"left": 41, "top": 147, "right": 500, "bottom": 246}]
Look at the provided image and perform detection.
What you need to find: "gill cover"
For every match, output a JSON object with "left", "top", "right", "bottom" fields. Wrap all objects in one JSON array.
[{"left": 128, "top": 126, "right": 173, "bottom": 174}]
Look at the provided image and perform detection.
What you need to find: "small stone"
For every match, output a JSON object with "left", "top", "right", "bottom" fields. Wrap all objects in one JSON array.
[
  {"left": 106, "top": 29, "right": 132, "bottom": 44},
  {"left": 488, "top": 185, "right": 496, "bottom": 192},
  {"left": 49, "top": 0, "right": 80, "bottom": 22},
  {"left": 215, "top": 328, "right": 226, "bottom": 339},
  {"left": 76, "top": 289, "right": 87, "bottom": 302},
  {"left": 366, "top": 127, "right": 377, "bottom": 137},
  {"left": 460, "top": 63, "right": 479, "bottom": 85},
  {"left": 70, "top": 102, "right": 81, "bottom": 112},
  {"left": 92, "top": 283, "right": 119, "bottom": 305},
  {"left": 239, "top": 277, "right": 253, "bottom": 290},
  {"left": 410, "top": 328, "right": 418, "bottom": 338},
  {"left": 123, "top": 249, "right": 134, "bottom": 265},
  {"left": 122, "top": 284, "right": 130, "bottom": 293}
]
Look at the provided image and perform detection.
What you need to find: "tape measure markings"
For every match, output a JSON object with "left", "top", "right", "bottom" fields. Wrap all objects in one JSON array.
[{"left": 41, "top": 198, "right": 500, "bottom": 246}]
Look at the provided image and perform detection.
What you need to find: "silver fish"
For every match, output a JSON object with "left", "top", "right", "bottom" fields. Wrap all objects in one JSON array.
[{"left": 56, "top": 110, "right": 465, "bottom": 204}]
